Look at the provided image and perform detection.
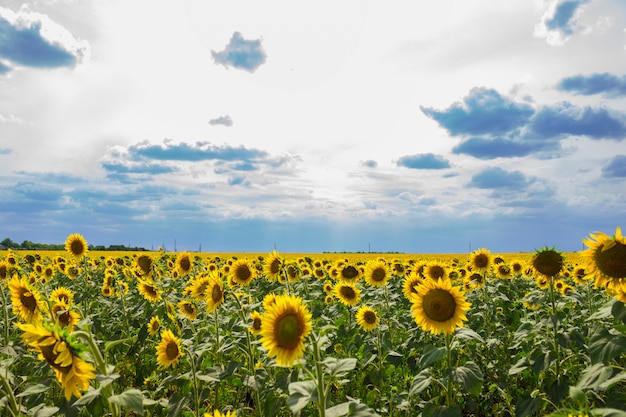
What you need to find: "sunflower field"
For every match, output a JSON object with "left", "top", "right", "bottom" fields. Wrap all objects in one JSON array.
[{"left": 1, "top": 229, "right": 626, "bottom": 417}]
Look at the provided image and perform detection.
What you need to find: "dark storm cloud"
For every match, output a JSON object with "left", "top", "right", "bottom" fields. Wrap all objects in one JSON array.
[
  {"left": 420, "top": 88, "right": 534, "bottom": 137},
  {"left": 0, "top": 14, "right": 79, "bottom": 69},
  {"left": 396, "top": 153, "right": 451, "bottom": 169},
  {"left": 211, "top": 32, "right": 267, "bottom": 72},
  {"left": 545, "top": 0, "right": 590, "bottom": 36},
  {"left": 601, "top": 155, "right": 626, "bottom": 178},
  {"left": 468, "top": 167, "right": 533, "bottom": 189},
  {"left": 557, "top": 73, "right": 626, "bottom": 97}
]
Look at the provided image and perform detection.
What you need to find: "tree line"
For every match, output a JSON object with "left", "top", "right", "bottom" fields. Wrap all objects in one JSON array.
[{"left": 0, "top": 237, "right": 147, "bottom": 252}]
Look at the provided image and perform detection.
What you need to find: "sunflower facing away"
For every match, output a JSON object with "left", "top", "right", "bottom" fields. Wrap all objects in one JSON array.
[
  {"left": 582, "top": 226, "right": 626, "bottom": 292},
  {"left": 410, "top": 278, "right": 471, "bottom": 336},
  {"left": 355, "top": 305, "right": 380, "bottom": 332},
  {"left": 260, "top": 294, "right": 312, "bottom": 367},
  {"left": 64, "top": 233, "right": 88, "bottom": 259},
  {"left": 334, "top": 281, "right": 361, "bottom": 306},
  {"left": 18, "top": 322, "right": 95, "bottom": 400},
  {"left": 156, "top": 329, "right": 183, "bottom": 369},
  {"left": 531, "top": 247, "right": 564, "bottom": 278},
  {"left": 364, "top": 260, "right": 390, "bottom": 287},
  {"left": 9, "top": 275, "right": 44, "bottom": 323}
]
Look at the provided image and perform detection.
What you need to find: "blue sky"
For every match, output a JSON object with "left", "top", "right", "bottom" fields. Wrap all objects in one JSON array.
[{"left": 0, "top": 0, "right": 625, "bottom": 253}]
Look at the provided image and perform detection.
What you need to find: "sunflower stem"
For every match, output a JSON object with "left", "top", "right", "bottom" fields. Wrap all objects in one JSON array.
[
  {"left": 0, "top": 283, "right": 10, "bottom": 347},
  {"left": 0, "top": 368, "right": 20, "bottom": 417},
  {"left": 312, "top": 333, "right": 327, "bottom": 417},
  {"left": 213, "top": 308, "right": 221, "bottom": 410},
  {"left": 444, "top": 333, "right": 454, "bottom": 408},
  {"left": 548, "top": 276, "right": 561, "bottom": 383},
  {"left": 186, "top": 347, "right": 201, "bottom": 417}
]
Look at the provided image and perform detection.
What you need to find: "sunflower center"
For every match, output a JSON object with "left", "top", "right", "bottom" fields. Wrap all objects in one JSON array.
[
  {"left": 276, "top": 313, "right": 301, "bottom": 349},
  {"left": 0, "top": 264, "right": 7, "bottom": 279},
  {"left": 20, "top": 290, "right": 37, "bottom": 312},
  {"left": 342, "top": 266, "right": 359, "bottom": 280},
  {"left": 473, "top": 254, "right": 489, "bottom": 269},
  {"left": 422, "top": 289, "right": 456, "bottom": 322},
  {"left": 532, "top": 250, "right": 563, "bottom": 276},
  {"left": 363, "top": 311, "right": 377, "bottom": 324},
  {"left": 70, "top": 240, "right": 84, "bottom": 255},
  {"left": 428, "top": 266, "right": 445, "bottom": 280},
  {"left": 339, "top": 286, "right": 356, "bottom": 300},
  {"left": 270, "top": 259, "right": 281, "bottom": 275},
  {"left": 211, "top": 284, "right": 223, "bottom": 303},
  {"left": 179, "top": 257, "right": 191, "bottom": 272},
  {"left": 252, "top": 317, "right": 262, "bottom": 331},
  {"left": 236, "top": 265, "right": 252, "bottom": 282},
  {"left": 594, "top": 242, "right": 626, "bottom": 279},
  {"left": 137, "top": 256, "right": 152, "bottom": 274},
  {"left": 165, "top": 341, "right": 179, "bottom": 360},
  {"left": 371, "top": 268, "right": 387, "bottom": 282}
]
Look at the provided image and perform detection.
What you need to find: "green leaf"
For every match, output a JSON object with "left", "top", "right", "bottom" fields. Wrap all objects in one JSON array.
[
  {"left": 108, "top": 388, "right": 144, "bottom": 415},
  {"left": 423, "top": 404, "right": 462, "bottom": 417},
  {"left": 589, "top": 334, "right": 626, "bottom": 364},
  {"left": 454, "top": 327, "right": 484, "bottom": 342},
  {"left": 597, "top": 370, "right": 626, "bottom": 391},
  {"left": 326, "top": 402, "right": 351, "bottom": 417},
  {"left": 287, "top": 380, "right": 317, "bottom": 413},
  {"left": 410, "top": 368, "right": 432, "bottom": 395},
  {"left": 515, "top": 395, "right": 544, "bottom": 417},
  {"left": 508, "top": 357, "right": 529, "bottom": 376},
  {"left": 16, "top": 383, "right": 50, "bottom": 397},
  {"left": 592, "top": 409, "right": 626, "bottom": 417},
  {"left": 31, "top": 405, "right": 60, "bottom": 417},
  {"left": 420, "top": 344, "right": 446, "bottom": 367},
  {"left": 576, "top": 363, "right": 613, "bottom": 390},
  {"left": 569, "top": 385, "right": 586, "bottom": 408},
  {"left": 72, "top": 387, "right": 102, "bottom": 406},
  {"left": 323, "top": 357, "right": 357, "bottom": 378},
  {"left": 612, "top": 301, "right": 626, "bottom": 326},
  {"left": 451, "top": 362, "right": 483, "bottom": 396},
  {"left": 167, "top": 393, "right": 189, "bottom": 417}
]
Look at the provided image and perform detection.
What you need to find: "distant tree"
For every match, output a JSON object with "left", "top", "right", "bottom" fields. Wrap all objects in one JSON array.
[
  {"left": 21, "top": 240, "right": 36, "bottom": 250},
  {"left": 1, "top": 238, "right": 19, "bottom": 249}
]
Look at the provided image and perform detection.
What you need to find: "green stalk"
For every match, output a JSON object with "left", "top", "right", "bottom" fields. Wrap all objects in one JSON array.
[
  {"left": 548, "top": 277, "right": 561, "bottom": 382},
  {"left": 312, "top": 334, "right": 327, "bottom": 417},
  {"left": 444, "top": 333, "right": 454, "bottom": 408},
  {"left": 0, "top": 369, "right": 20, "bottom": 417},
  {"left": 186, "top": 347, "right": 201, "bottom": 417},
  {"left": 1, "top": 284, "right": 9, "bottom": 347}
]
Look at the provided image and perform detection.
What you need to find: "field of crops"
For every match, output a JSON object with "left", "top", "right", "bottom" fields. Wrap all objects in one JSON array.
[{"left": 1, "top": 229, "right": 626, "bottom": 417}]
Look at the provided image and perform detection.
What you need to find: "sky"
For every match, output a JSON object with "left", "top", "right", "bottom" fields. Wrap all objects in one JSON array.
[{"left": 0, "top": 0, "right": 625, "bottom": 254}]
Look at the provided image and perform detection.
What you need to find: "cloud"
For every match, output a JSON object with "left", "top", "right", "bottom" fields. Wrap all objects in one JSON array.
[
  {"left": 209, "top": 115, "right": 233, "bottom": 126},
  {"left": 528, "top": 103, "right": 626, "bottom": 140},
  {"left": 101, "top": 161, "right": 179, "bottom": 175},
  {"left": 420, "top": 87, "right": 534, "bottom": 137},
  {"left": 361, "top": 160, "right": 378, "bottom": 168},
  {"left": 211, "top": 32, "right": 267, "bottom": 72},
  {"left": 0, "top": 60, "right": 10, "bottom": 74},
  {"left": 0, "top": 6, "right": 89, "bottom": 71},
  {"left": 129, "top": 140, "right": 269, "bottom": 162},
  {"left": 451, "top": 137, "right": 558, "bottom": 159},
  {"left": 534, "top": 0, "right": 590, "bottom": 45},
  {"left": 0, "top": 148, "right": 11, "bottom": 155},
  {"left": 397, "top": 153, "right": 451, "bottom": 169},
  {"left": 468, "top": 167, "right": 533, "bottom": 189},
  {"left": 601, "top": 155, "right": 626, "bottom": 178},
  {"left": 557, "top": 73, "right": 626, "bottom": 97}
]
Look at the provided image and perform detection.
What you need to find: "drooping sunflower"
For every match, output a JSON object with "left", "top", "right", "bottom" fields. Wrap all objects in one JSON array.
[
  {"left": 156, "top": 329, "right": 183, "bottom": 369},
  {"left": 334, "top": 281, "right": 361, "bottom": 306},
  {"left": 363, "top": 260, "right": 390, "bottom": 287},
  {"left": 51, "top": 302, "right": 81, "bottom": 332},
  {"left": 410, "top": 278, "right": 471, "bottom": 336},
  {"left": 9, "top": 275, "right": 44, "bottom": 323},
  {"left": 582, "top": 226, "right": 626, "bottom": 292},
  {"left": 466, "top": 272, "right": 485, "bottom": 289},
  {"left": 230, "top": 259, "right": 256, "bottom": 287},
  {"left": 260, "top": 294, "right": 312, "bottom": 367},
  {"left": 148, "top": 316, "right": 161, "bottom": 335},
  {"left": 17, "top": 322, "right": 95, "bottom": 400},
  {"left": 531, "top": 247, "right": 564, "bottom": 278},
  {"left": 263, "top": 250, "right": 283, "bottom": 281},
  {"left": 355, "top": 305, "right": 379, "bottom": 332},
  {"left": 137, "top": 280, "right": 162, "bottom": 303},
  {"left": 469, "top": 248, "right": 492, "bottom": 273},
  {"left": 176, "top": 252, "right": 193, "bottom": 275},
  {"left": 64, "top": 233, "right": 88, "bottom": 259},
  {"left": 178, "top": 300, "right": 198, "bottom": 321},
  {"left": 205, "top": 275, "right": 225, "bottom": 313},
  {"left": 249, "top": 310, "right": 262, "bottom": 335}
]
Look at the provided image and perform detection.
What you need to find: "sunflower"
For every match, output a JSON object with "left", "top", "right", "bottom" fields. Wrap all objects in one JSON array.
[
  {"left": 262, "top": 292, "right": 278, "bottom": 310},
  {"left": 285, "top": 263, "right": 302, "bottom": 282},
  {"left": 410, "top": 278, "right": 471, "bottom": 335},
  {"left": 264, "top": 250, "right": 283, "bottom": 281},
  {"left": 17, "top": 322, "right": 95, "bottom": 400},
  {"left": 260, "top": 294, "right": 312, "bottom": 367},
  {"left": 187, "top": 274, "right": 212, "bottom": 301},
  {"left": 9, "top": 275, "right": 44, "bottom": 323},
  {"left": 535, "top": 275, "right": 550, "bottom": 290},
  {"left": 391, "top": 261, "right": 406, "bottom": 277},
  {"left": 469, "top": 248, "right": 491, "bottom": 273},
  {"left": 402, "top": 273, "right": 423, "bottom": 301},
  {"left": 178, "top": 300, "right": 198, "bottom": 321},
  {"left": 339, "top": 263, "right": 362, "bottom": 282},
  {"left": 203, "top": 410, "right": 237, "bottom": 417},
  {"left": 531, "top": 247, "right": 564, "bottom": 277},
  {"left": 64, "top": 233, "right": 88, "bottom": 259},
  {"left": 466, "top": 272, "right": 485, "bottom": 289},
  {"left": 50, "top": 287, "right": 74, "bottom": 305},
  {"left": 0, "top": 261, "right": 8, "bottom": 280},
  {"left": 496, "top": 264, "right": 512, "bottom": 280},
  {"left": 249, "top": 310, "right": 262, "bottom": 335},
  {"left": 135, "top": 254, "right": 153, "bottom": 277},
  {"left": 205, "top": 275, "right": 225, "bottom": 313},
  {"left": 148, "top": 316, "right": 161, "bottom": 335},
  {"left": 323, "top": 281, "right": 334, "bottom": 294},
  {"left": 510, "top": 259, "right": 525, "bottom": 276},
  {"left": 364, "top": 260, "right": 390, "bottom": 287},
  {"left": 423, "top": 262, "right": 447, "bottom": 281},
  {"left": 156, "top": 329, "right": 183, "bottom": 369},
  {"left": 51, "top": 302, "right": 81, "bottom": 332},
  {"left": 334, "top": 281, "right": 361, "bottom": 306},
  {"left": 230, "top": 259, "right": 256, "bottom": 286},
  {"left": 355, "top": 305, "right": 379, "bottom": 332},
  {"left": 137, "top": 280, "right": 162, "bottom": 303},
  {"left": 176, "top": 252, "right": 193, "bottom": 275},
  {"left": 582, "top": 226, "right": 626, "bottom": 291}
]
